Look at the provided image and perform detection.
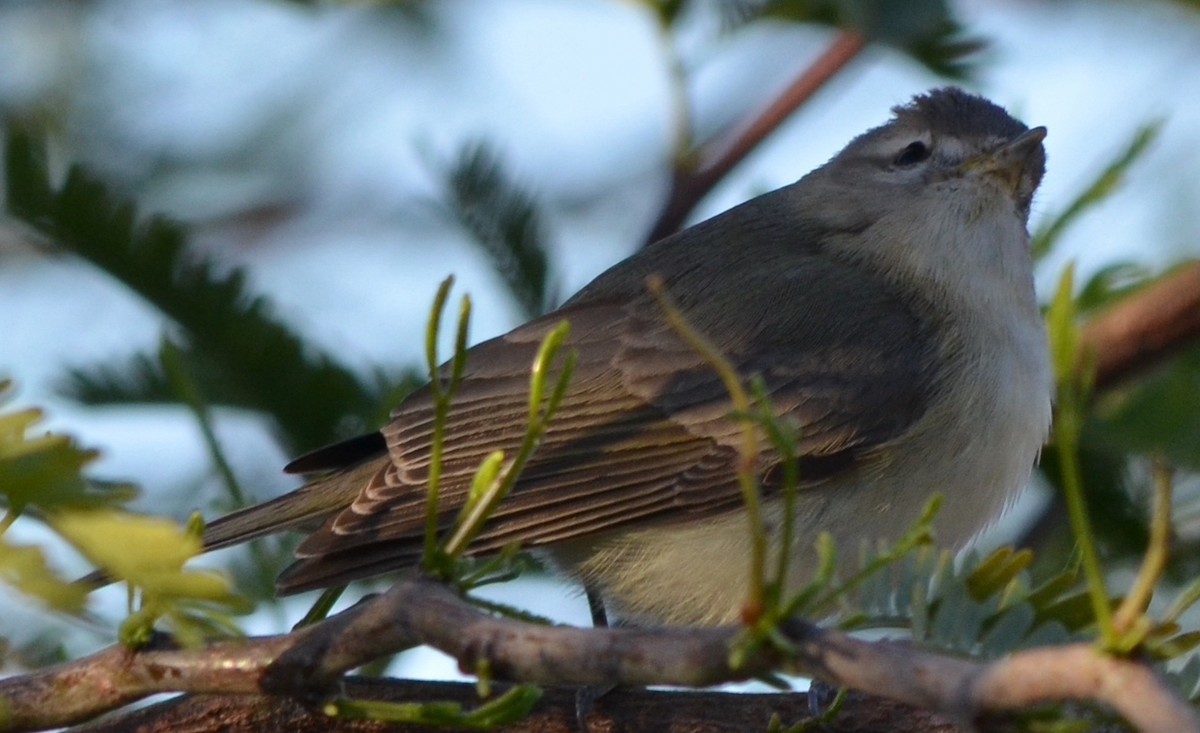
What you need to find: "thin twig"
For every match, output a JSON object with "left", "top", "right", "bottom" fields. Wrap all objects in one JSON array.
[
  {"left": 647, "top": 276, "right": 768, "bottom": 620},
  {"left": 1112, "top": 458, "right": 1174, "bottom": 641},
  {"left": 1048, "top": 266, "right": 1116, "bottom": 645},
  {"left": 645, "top": 31, "right": 867, "bottom": 243}
]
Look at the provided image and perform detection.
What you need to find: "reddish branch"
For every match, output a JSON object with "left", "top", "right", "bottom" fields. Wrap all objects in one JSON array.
[
  {"left": 644, "top": 31, "right": 867, "bottom": 244},
  {"left": 1083, "top": 262, "right": 1200, "bottom": 391}
]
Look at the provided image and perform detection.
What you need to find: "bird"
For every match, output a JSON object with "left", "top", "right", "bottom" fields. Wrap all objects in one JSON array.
[{"left": 199, "top": 87, "right": 1052, "bottom": 627}]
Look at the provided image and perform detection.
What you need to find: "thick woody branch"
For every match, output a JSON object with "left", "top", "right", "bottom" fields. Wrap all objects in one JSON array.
[
  {"left": 0, "top": 627, "right": 313, "bottom": 730},
  {"left": 79, "top": 682, "right": 968, "bottom": 733},
  {"left": 1082, "top": 261, "right": 1200, "bottom": 391},
  {"left": 1, "top": 573, "right": 1196, "bottom": 733},
  {"left": 969, "top": 646, "right": 1195, "bottom": 731},
  {"left": 266, "top": 575, "right": 793, "bottom": 692},
  {"left": 644, "top": 31, "right": 866, "bottom": 244}
]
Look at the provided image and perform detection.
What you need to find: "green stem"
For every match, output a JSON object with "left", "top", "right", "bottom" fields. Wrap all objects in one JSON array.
[
  {"left": 160, "top": 338, "right": 278, "bottom": 595},
  {"left": 422, "top": 278, "right": 466, "bottom": 567},
  {"left": 648, "top": 276, "right": 766, "bottom": 620},
  {"left": 160, "top": 339, "right": 245, "bottom": 506},
  {"left": 294, "top": 585, "right": 345, "bottom": 628},
  {"left": 1056, "top": 389, "right": 1115, "bottom": 646},
  {"left": 442, "top": 322, "right": 574, "bottom": 559},
  {"left": 1113, "top": 457, "right": 1173, "bottom": 638},
  {"left": 751, "top": 384, "right": 799, "bottom": 607}
]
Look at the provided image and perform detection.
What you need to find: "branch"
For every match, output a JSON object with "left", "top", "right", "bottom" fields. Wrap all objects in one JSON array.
[
  {"left": 969, "top": 645, "right": 1195, "bottom": 731},
  {"left": 1, "top": 573, "right": 1195, "bottom": 733},
  {"left": 644, "top": 31, "right": 866, "bottom": 244},
  {"left": 1082, "top": 261, "right": 1200, "bottom": 391},
  {"left": 77, "top": 681, "right": 970, "bottom": 733}
]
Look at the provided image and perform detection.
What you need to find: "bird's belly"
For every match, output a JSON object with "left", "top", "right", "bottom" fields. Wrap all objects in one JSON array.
[{"left": 546, "top": 350, "right": 1049, "bottom": 628}]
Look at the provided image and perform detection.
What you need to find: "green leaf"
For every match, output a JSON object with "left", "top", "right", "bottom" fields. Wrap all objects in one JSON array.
[
  {"left": 641, "top": 0, "right": 688, "bottom": 26},
  {"left": 978, "top": 602, "right": 1035, "bottom": 657},
  {"left": 1026, "top": 568, "right": 1084, "bottom": 611},
  {"left": 927, "top": 568, "right": 994, "bottom": 650},
  {"left": 1164, "top": 577, "right": 1200, "bottom": 625},
  {"left": 1045, "top": 264, "right": 1081, "bottom": 387},
  {"left": 1035, "top": 441, "right": 1147, "bottom": 563},
  {"left": 462, "top": 451, "right": 506, "bottom": 519},
  {"left": 1153, "top": 630, "right": 1200, "bottom": 660},
  {"left": 60, "top": 351, "right": 177, "bottom": 406},
  {"left": 965, "top": 547, "right": 1033, "bottom": 602},
  {"left": 1076, "top": 262, "right": 1153, "bottom": 313},
  {"left": 0, "top": 540, "right": 88, "bottom": 613},
  {"left": 0, "top": 386, "right": 137, "bottom": 513},
  {"left": 51, "top": 509, "right": 248, "bottom": 647},
  {"left": 0, "top": 410, "right": 97, "bottom": 513},
  {"left": 463, "top": 685, "right": 542, "bottom": 727},
  {"left": 51, "top": 510, "right": 231, "bottom": 601},
  {"left": 1171, "top": 654, "right": 1200, "bottom": 702},
  {"left": 328, "top": 684, "right": 542, "bottom": 728},
  {"left": 843, "top": 543, "right": 1105, "bottom": 658},
  {"left": 1034, "top": 590, "right": 1109, "bottom": 633}
]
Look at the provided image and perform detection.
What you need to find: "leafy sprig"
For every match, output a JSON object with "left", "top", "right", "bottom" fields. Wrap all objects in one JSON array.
[
  {"left": 320, "top": 277, "right": 570, "bottom": 725},
  {"left": 0, "top": 380, "right": 246, "bottom": 646},
  {"left": 719, "top": 0, "right": 983, "bottom": 78}
]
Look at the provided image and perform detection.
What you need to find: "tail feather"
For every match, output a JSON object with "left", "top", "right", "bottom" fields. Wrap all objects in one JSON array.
[
  {"left": 284, "top": 432, "right": 387, "bottom": 474},
  {"left": 75, "top": 454, "right": 387, "bottom": 590},
  {"left": 202, "top": 458, "right": 382, "bottom": 551}
]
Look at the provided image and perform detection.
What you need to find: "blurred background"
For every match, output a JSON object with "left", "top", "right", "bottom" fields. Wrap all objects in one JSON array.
[{"left": 1, "top": 0, "right": 1199, "bottom": 683}]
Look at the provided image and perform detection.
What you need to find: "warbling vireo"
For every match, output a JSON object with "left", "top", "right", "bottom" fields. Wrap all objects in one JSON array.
[{"left": 203, "top": 87, "right": 1052, "bottom": 626}]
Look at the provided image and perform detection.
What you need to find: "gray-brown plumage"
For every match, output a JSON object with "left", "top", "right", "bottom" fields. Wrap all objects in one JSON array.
[{"left": 203, "top": 88, "right": 1052, "bottom": 626}]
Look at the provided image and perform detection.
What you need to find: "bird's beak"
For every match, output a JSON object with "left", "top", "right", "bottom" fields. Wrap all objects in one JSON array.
[{"left": 962, "top": 126, "right": 1047, "bottom": 194}]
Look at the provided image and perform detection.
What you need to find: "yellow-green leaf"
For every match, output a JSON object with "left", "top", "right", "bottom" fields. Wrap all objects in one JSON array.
[
  {"left": 50, "top": 510, "right": 231, "bottom": 599},
  {"left": 0, "top": 539, "right": 88, "bottom": 612},
  {"left": 1045, "top": 263, "right": 1080, "bottom": 383},
  {"left": 0, "top": 396, "right": 136, "bottom": 512},
  {"left": 965, "top": 547, "right": 1033, "bottom": 601}
]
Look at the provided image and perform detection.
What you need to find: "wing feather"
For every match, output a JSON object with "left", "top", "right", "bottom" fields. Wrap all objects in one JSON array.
[{"left": 280, "top": 232, "right": 941, "bottom": 594}]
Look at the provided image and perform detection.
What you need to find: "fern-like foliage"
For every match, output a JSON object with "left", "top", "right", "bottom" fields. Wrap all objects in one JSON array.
[
  {"left": 849, "top": 546, "right": 1091, "bottom": 657},
  {"left": 442, "top": 143, "right": 555, "bottom": 319},
  {"left": 3, "top": 129, "right": 392, "bottom": 453},
  {"left": 717, "top": 0, "right": 983, "bottom": 78},
  {"left": 849, "top": 539, "right": 1200, "bottom": 691},
  {"left": 62, "top": 349, "right": 216, "bottom": 406}
]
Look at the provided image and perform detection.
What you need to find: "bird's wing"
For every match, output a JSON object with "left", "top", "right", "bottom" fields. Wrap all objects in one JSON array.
[{"left": 277, "top": 245, "right": 939, "bottom": 594}]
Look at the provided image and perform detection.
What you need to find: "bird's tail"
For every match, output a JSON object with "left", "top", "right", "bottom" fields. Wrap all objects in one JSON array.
[
  {"left": 201, "top": 458, "right": 380, "bottom": 551},
  {"left": 75, "top": 456, "right": 385, "bottom": 589}
]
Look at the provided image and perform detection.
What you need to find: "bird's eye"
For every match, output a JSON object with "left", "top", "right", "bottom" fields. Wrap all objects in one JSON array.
[{"left": 892, "top": 141, "right": 931, "bottom": 167}]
